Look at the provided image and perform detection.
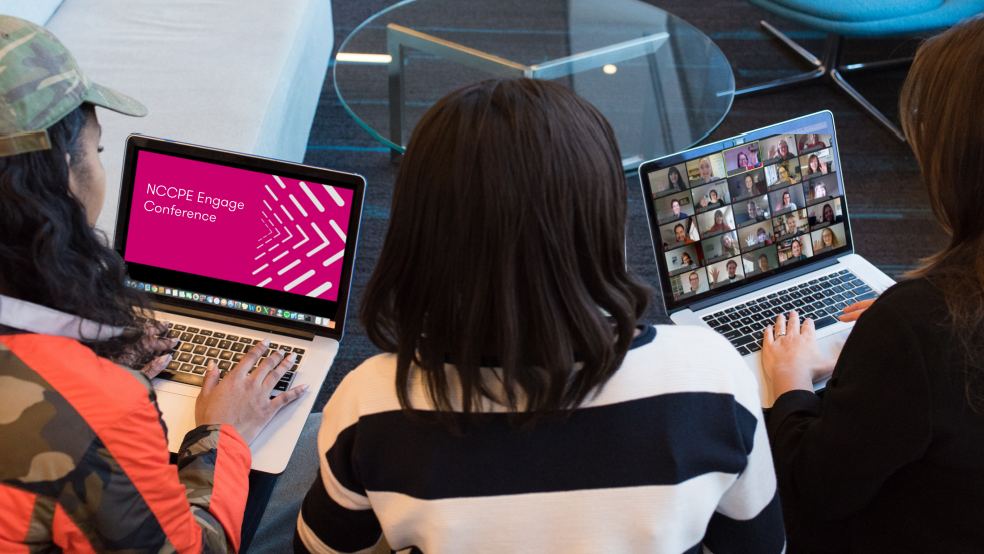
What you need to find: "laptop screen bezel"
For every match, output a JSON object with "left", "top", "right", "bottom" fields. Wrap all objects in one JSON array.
[
  {"left": 638, "top": 111, "right": 854, "bottom": 314},
  {"left": 113, "top": 135, "right": 365, "bottom": 340}
]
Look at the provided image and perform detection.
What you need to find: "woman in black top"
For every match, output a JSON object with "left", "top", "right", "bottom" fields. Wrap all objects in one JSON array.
[
  {"left": 761, "top": 16, "right": 984, "bottom": 553},
  {"left": 699, "top": 188, "right": 726, "bottom": 211}
]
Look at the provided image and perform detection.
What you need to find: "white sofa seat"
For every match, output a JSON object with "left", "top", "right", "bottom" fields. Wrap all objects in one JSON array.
[{"left": 46, "top": 0, "right": 334, "bottom": 236}]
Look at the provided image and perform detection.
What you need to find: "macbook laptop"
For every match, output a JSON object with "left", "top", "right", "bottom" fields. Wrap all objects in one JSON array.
[
  {"left": 113, "top": 135, "right": 365, "bottom": 473},
  {"left": 639, "top": 111, "right": 896, "bottom": 407}
]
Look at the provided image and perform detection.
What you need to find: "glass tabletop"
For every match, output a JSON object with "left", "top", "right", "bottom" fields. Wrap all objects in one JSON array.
[{"left": 334, "top": 0, "right": 734, "bottom": 171}]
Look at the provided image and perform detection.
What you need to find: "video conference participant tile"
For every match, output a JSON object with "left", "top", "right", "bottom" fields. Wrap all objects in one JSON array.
[
  {"left": 665, "top": 243, "right": 703, "bottom": 277},
  {"left": 811, "top": 222, "right": 847, "bottom": 255},
  {"left": 739, "top": 219, "right": 776, "bottom": 253},
  {"left": 649, "top": 162, "right": 690, "bottom": 198},
  {"left": 765, "top": 159, "right": 802, "bottom": 189},
  {"left": 759, "top": 133, "right": 798, "bottom": 165},
  {"left": 671, "top": 267, "right": 710, "bottom": 300},
  {"left": 685, "top": 152, "right": 727, "bottom": 187},
  {"left": 769, "top": 184, "right": 807, "bottom": 216},
  {"left": 697, "top": 206, "right": 736, "bottom": 240},
  {"left": 806, "top": 175, "right": 842, "bottom": 206},
  {"left": 796, "top": 132, "right": 832, "bottom": 155},
  {"left": 701, "top": 231, "right": 741, "bottom": 265},
  {"left": 707, "top": 256, "right": 745, "bottom": 289},
  {"left": 773, "top": 208, "right": 809, "bottom": 240},
  {"left": 690, "top": 180, "right": 732, "bottom": 214},
  {"left": 728, "top": 167, "right": 767, "bottom": 201},
  {"left": 808, "top": 197, "right": 844, "bottom": 230},
  {"left": 658, "top": 216, "right": 699, "bottom": 251},
  {"left": 742, "top": 244, "right": 779, "bottom": 276},
  {"left": 655, "top": 190, "right": 695, "bottom": 224},
  {"left": 734, "top": 195, "right": 771, "bottom": 229},
  {"left": 724, "top": 141, "right": 763, "bottom": 177},
  {"left": 777, "top": 235, "right": 814, "bottom": 267},
  {"left": 799, "top": 148, "right": 837, "bottom": 181}
]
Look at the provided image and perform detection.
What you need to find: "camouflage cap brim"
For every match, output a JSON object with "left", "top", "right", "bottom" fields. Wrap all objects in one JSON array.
[
  {"left": 83, "top": 81, "right": 147, "bottom": 118},
  {"left": 0, "top": 15, "right": 147, "bottom": 157}
]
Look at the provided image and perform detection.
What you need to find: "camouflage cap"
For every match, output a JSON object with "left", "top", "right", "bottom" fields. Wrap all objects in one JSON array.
[{"left": 0, "top": 15, "right": 146, "bottom": 157}]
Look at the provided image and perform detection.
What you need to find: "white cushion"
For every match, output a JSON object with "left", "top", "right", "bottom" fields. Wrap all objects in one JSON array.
[
  {"left": 2, "top": 0, "right": 64, "bottom": 25},
  {"left": 46, "top": 0, "right": 333, "bottom": 236}
]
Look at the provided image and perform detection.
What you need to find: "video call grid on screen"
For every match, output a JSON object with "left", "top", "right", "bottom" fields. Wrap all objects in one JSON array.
[{"left": 642, "top": 114, "right": 852, "bottom": 308}]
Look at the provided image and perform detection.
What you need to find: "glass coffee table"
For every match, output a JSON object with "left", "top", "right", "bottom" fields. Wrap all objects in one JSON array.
[{"left": 334, "top": 0, "right": 734, "bottom": 171}]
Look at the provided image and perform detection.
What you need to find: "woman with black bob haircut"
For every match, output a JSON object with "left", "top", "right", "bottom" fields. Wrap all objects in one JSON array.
[
  {"left": 296, "top": 78, "right": 785, "bottom": 554},
  {"left": 0, "top": 16, "right": 304, "bottom": 552}
]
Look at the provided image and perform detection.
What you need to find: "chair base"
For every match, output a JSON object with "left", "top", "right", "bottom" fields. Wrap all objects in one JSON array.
[{"left": 734, "top": 21, "right": 911, "bottom": 142}]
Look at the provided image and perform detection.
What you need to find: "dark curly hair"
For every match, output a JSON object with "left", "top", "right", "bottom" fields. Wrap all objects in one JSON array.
[{"left": 0, "top": 103, "right": 148, "bottom": 359}]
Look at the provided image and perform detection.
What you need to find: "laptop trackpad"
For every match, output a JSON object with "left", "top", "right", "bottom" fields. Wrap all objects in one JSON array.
[
  {"left": 155, "top": 390, "right": 198, "bottom": 453},
  {"left": 813, "top": 327, "right": 851, "bottom": 390}
]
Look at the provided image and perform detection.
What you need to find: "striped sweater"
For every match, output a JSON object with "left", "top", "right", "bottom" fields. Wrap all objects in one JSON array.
[{"left": 296, "top": 325, "right": 785, "bottom": 554}]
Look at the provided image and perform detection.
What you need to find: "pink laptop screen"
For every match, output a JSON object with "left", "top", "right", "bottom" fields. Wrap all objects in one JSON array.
[{"left": 124, "top": 150, "right": 355, "bottom": 302}]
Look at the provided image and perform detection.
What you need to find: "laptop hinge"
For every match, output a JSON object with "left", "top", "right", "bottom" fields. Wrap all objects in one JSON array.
[
  {"left": 152, "top": 302, "right": 317, "bottom": 341},
  {"left": 680, "top": 256, "right": 842, "bottom": 314}
]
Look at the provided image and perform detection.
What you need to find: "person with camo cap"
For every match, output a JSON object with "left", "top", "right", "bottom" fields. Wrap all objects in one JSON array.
[{"left": 0, "top": 16, "right": 306, "bottom": 553}]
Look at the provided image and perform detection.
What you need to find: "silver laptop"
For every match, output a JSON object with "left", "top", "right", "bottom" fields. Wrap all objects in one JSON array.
[
  {"left": 639, "top": 111, "right": 895, "bottom": 408},
  {"left": 113, "top": 135, "right": 365, "bottom": 473}
]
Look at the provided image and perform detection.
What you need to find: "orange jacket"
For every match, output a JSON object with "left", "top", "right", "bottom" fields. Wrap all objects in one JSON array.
[{"left": 0, "top": 298, "right": 251, "bottom": 553}]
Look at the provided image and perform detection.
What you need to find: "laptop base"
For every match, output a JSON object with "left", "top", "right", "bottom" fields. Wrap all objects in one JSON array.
[
  {"left": 152, "top": 309, "right": 337, "bottom": 474},
  {"left": 671, "top": 253, "right": 894, "bottom": 408}
]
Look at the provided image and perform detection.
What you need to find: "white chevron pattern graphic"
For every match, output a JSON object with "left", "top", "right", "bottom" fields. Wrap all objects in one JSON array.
[{"left": 253, "top": 176, "right": 352, "bottom": 300}]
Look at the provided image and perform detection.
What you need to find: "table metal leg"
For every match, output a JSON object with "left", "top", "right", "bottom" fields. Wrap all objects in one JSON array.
[
  {"left": 383, "top": 23, "right": 669, "bottom": 160},
  {"left": 388, "top": 41, "right": 405, "bottom": 161}
]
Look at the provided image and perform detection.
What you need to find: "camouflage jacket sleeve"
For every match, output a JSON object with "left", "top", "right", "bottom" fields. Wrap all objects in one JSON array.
[
  {"left": 0, "top": 334, "right": 252, "bottom": 554},
  {"left": 175, "top": 424, "right": 253, "bottom": 553},
  {"left": 57, "top": 397, "right": 253, "bottom": 554}
]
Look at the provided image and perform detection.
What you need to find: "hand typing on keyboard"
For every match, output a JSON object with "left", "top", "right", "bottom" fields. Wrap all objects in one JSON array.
[
  {"left": 761, "top": 310, "right": 836, "bottom": 398},
  {"left": 116, "top": 319, "right": 180, "bottom": 380},
  {"left": 194, "top": 338, "right": 309, "bottom": 444},
  {"left": 703, "top": 269, "right": 878, "bottom": 356}
]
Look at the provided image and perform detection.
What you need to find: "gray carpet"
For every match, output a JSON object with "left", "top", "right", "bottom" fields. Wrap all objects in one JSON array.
[{"left": 304, "top": 0, "right": 946, "bottom": 411}]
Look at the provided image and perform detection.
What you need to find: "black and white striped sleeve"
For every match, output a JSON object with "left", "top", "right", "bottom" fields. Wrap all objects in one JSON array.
[
  {"left": 295, "top": 387, "right": 383, "bottom": 554},
  {"left": 702, "top": 365, "right": 786, "bottom": 554}
]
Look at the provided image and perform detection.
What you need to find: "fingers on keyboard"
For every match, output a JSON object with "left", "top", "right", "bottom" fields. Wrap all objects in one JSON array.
[
  {"left": 707, "top": 270, "right": 874, "bottom": 355},
  {"left": 155, "top": 328, "right": 304, "bottom": 389}
]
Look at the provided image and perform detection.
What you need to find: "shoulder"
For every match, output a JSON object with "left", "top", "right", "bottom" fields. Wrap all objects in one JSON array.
[
  {"left": 867, "top": 279, "right": 943, "bottom": 320},
  {"left": 322, "top": 353, "right": 402, "bottom": 423},
  {"left": 857, "top": 278, "right": 948, "bottom": 336},
  {"left": 336, "top": 351, "right": 398, "bottom": 387},
  {"left": 590, "top": 325, "right": 761, "bottom": 412},
  {"left": 0, "top": 334, "right": 156, "bottom": 432},
  {"left": 876, "top": 277, "right": 940, "bottom": 300}
]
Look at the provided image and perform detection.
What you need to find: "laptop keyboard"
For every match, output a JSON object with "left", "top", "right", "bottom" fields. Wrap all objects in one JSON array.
[
  {"left": 136, "top": 322, "right": 305, "bottom": 395},
  {"left": 702, "top": 269, "right": 878, "bottom": 356}
]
